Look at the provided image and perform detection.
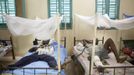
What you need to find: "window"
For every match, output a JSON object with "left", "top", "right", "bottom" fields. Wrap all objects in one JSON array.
[
  {"left": 48, "top": 0, "right": 72, "bottom": 29},
  {"left": 96, "top": 0, "right": 120, "bottom": 19},
  {"left": 0, "top": 0, "right": 16, "bottom": 27}
]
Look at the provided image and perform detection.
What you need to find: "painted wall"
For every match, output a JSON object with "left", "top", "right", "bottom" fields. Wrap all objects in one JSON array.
[{"left": 0, "top": 0, "right": 134, "bottom": 55}]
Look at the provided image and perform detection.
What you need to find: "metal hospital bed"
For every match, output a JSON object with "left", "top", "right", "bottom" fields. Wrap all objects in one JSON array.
[
  {"left": 73, "top": 37, "right": 134, "bottom": 75},
  {"left": 0, "top": 37, "right": 68, "bottom": 75}
]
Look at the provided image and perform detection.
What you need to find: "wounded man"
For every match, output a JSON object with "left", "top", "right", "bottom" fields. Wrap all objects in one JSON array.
[{"left": 74, "top": 38, "right": 127, "bottom": 72}]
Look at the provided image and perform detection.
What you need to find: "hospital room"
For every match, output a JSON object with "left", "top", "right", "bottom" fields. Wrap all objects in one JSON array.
[{"left": 0, "top": 0, "right": 134, "bottom": 75}]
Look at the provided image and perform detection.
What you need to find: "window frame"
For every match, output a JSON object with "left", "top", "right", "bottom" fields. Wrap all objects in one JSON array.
[
  {"left": 0, "top": 0, "right": 16, "bottom": 28},
  {"left": 96, "top": 0, "right": 120, "bottom": 19},
  {"left": 47, "top": 0, "right": 72, "bottom": 29}
]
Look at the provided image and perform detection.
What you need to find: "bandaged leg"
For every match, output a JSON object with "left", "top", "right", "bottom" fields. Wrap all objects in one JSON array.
[{"left": 94, "top": 55, "right": 104, "bottom": 73}]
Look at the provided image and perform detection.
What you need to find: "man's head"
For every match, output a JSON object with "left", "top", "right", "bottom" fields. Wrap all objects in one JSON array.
[{"left": 42, "top": 39, "right": 50, "bottom": 45}]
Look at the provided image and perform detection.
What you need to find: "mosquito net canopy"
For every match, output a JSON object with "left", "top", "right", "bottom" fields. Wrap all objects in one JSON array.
[
  {"left": 75, "top": 14, "right": 134, "bottom": 30},
  {"left": 4, "top": 15, "right": 62, "bottom": 40}
]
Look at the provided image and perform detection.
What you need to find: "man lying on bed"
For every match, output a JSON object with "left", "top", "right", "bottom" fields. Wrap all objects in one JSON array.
[
  {"left": 0, "top": 39, "right": 65, "bottom": 72},
  {"left": 75, "top": 38, "right": 127, "bottom": 72}
]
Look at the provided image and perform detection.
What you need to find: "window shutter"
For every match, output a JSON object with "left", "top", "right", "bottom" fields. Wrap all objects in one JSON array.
[
  {"left": 96, "top": 0, "right": 119, "bottom": 19},
  {"left": 48, "top": 0, "right": 72, "bottom": 29},
  {"left": 0, "top": 0, "right": 16, "bottom": 24}
]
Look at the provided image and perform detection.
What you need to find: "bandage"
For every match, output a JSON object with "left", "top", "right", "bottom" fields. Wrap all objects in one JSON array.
[{"left": 94, "top": 55, "right": 104, "bottom": 67}]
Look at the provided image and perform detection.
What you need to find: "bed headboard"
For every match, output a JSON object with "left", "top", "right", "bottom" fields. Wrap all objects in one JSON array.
[
  {"left": 60, "top": 37, "right": 66, "bottom": 48},
  {"left": 73, "top": 37, "right": 104, "bottom": 46},
  {"left": 10, "top": 36, "right": 15, "bottom": 59}
]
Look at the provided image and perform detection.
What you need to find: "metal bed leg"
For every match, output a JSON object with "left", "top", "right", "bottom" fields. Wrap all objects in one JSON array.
[
  {"left": 64, "top": 37, "right": 66, "bottom": 48},
  {"left": 114, "top": 68, "right": 115, "bottom": 75},
  {"left": 12, "top": 70, "right": 13, "bottom": 75},
  {"left": 34, "top": 69, "right": 36, "bottom": 75},
  {"left": 124, "top": 68, "right": 126, "bottom": 75},
  {"left": 74, "top": 37, "right": 76, "bottom": 46},
  {"left": 57, "top": 71, "right": 61, "bottom": 75},
  {"left": 23, "top": 68, "right": 25, "bottom": 75},
  {"left": 46, "top": 68, "right": 47, "bottom": 75},
  {"left": 10, "top": 36, "right": 15, "bottom": 60}
]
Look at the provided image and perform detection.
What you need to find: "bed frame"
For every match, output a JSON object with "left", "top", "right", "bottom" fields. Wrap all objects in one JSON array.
[
  {"left": 73, "top": 37, "right": 134, "bottom": 75},
  {"left": 0, "top": 37, "right": 67, "bottom": 75},
  {"left": 73, "top": 36, "right": 104, "bottom": 46},
  {"left": 1, "top": 67, "right": 61, "bottom": 75},
  {"left": 93, "top": 65, "right": 134, "bottom": 75},
  {"left": 61, "top": 37, "right": 66, "bottom": 48}
]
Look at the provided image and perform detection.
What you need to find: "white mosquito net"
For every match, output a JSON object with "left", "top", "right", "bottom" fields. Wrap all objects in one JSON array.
[
  {"left": 75, "top": 14, "right": 134, "bottom": 30},
  {"left": 4, "top": 15, "right": 62, "bottom": 40}
]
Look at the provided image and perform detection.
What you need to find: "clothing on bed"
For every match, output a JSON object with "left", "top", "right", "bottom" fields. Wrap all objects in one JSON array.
[
  {"left": 8, "top": 52, "right": 57, "bottom": 70},
  {"left": 3, "top": 40, "right": 67, "bottom": 74},
  {"left": 75, "top": 42, "right": 109, "bottom": 60},
  {"left": 7, "top": 40, "right": 58, "bottom": 70}
]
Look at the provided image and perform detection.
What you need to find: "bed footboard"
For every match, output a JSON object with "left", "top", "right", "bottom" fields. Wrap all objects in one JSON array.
[
  {"left": 0, "top": 67, "right": 65, "bottom": 75},
  {"left": 94, "top": 65, "right": 134, "bottom": 75}
]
